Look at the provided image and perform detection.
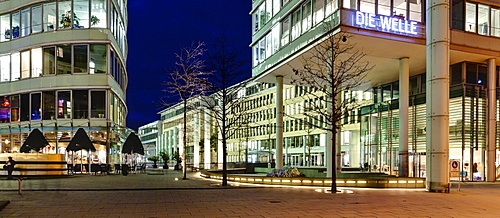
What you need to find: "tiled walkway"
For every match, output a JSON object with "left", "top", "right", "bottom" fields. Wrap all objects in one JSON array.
[{"left": 1, "top": 170, "right": 500, "bottom": 217}]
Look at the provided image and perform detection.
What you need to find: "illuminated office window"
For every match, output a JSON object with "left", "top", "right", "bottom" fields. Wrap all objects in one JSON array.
[
  {"left": 478, "top": 4, "right": 489, "bottom": 35},
  {"left": 31, "top": 48, "right": 42, "bottom": 78},
  {"left": 466, "top": 2, "right": 476, "bottom": 32},
  {"left": 43, "top": 2, "right": 56, "bottom": 31},
  {"left": 492, "top": 8, "right": 500, "bottom": 37},
  {"left": 360, "top": 0, "right": 375, "bottom": 14},
  {"left": 74, "top": 0, "right": 89, "bottom": 28},
  {"left": 0, "top": 55, "right": 10, "bottom": 82},
  {"left": 0, "top": 14, "right": 10, "bottom": 41},
  {"left": 91, "top": 0, "right": 107, "bottom": 28},
  {"left": 21, "top": 8, "right": 31, "bottom": 37},
  {"left": 394, "top": 0, "right": 407, "bottom": 18},
  {"left": 32, "top": 5, "right": 43, "bottom": 33},
  {"left": 281, "top": 17, "right": 290, "bottom": 45},
  {"left": 11, "top": 11, "right": 20, "bottom": 39},
  {"left": 378, "top": 0, "right": 391, "bottom": 16},
  {"left": 409, "top": 0, "right": 422, "bottom": 22},
  {"left": 291, "top": 9, "right": 301, "bottom": 40}
]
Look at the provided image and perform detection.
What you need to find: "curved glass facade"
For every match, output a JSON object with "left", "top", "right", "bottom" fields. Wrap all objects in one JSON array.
[{"left": 0, "top": 0, "right": 129, "bottom": 169}]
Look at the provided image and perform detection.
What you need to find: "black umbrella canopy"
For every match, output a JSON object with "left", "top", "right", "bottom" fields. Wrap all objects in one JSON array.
[
  {"left": 122, "top": 132, "right": 144, "bottom": 155},
  {"left": 66, "top": 128, "right": 96, "bottom": 151},
  {"left": 20, "top": 129, "right": 50, "bottom": 153}
]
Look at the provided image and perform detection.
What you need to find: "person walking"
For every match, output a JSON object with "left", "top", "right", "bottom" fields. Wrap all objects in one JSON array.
[{"left": 4, "top": 156, "right": 15, "bottom": 180}]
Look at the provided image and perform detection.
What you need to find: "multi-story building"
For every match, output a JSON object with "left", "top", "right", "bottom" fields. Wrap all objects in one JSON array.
[
  {"left": 250, "top": 0, "right": 500, "bottom": 192},
  {"left": 157, "top": 97, "right": 212, "bottom": 169},
  {"left": 0, "top": 0, "right": 129, "bottom": 166},
  {"left": 138, "top": 120, "right": 159, "bottom": 157}
]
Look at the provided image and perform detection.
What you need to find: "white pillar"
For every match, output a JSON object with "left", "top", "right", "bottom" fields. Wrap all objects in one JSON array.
[
  {"left": 275, "top": 76, "right": 284, "bottom": 169},
  {"left": 193, "top": 113, "right": 200, "bottom": 168},
  {"left": 178, "top": 124, "right": 184, "bottom": 167},
  {"left": 326, "top": 132, "right": 333, "bottom": 177},
  {"left": 217, "top": 131, "right": 223, "bottom": 169},
  {"left": 399, "top": 57, "right": 410, "bottom": 177},
  {"left": 487, "top": 58, "right": 496, "bottom": 182},
  {"left": 426, "top": 0, "right": 450, "bottom": 192},
  {"left": 349, "top": 130, "right": 360, "bottom": 168},
  {"left": 204, "top": 109, "right": 211, "bottom": 170}
]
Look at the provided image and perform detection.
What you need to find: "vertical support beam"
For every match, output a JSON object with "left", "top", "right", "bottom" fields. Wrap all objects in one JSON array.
[
  {"left": 426, "top": 0, "right": 450, "bottom": 192},
  {"left": 326, "top": 132, "right": 333, "bottom": 177},
  {"left": 275, "top": 76, "right": 284, "bottom": 169},
  {"left": 178, "top": 124, "right": 184, "bottom": 168},
  {"left": 217, "top": 131, "right": 223, "bottom": 169},
  {"left": 487, "top": 58, "right": 496, "bottom": 182},
  {"left": 399, "top": 57, "right": 410, "bottom": 177},
  {"left": 193, "top": 113, "right": 200, "bottom": 168},
  {"left": 204, "top": 109, "right": 211, "bottom": 170}
]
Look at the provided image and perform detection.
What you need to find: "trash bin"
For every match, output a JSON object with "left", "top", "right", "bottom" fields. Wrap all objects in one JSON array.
[{"left": 122, "top": 164, "right": 129, "bottom": 176}]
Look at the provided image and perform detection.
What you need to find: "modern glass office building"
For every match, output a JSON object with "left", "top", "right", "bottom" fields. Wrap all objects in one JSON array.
[
  {"left": 251, "top": 0, "right": 500, "bottom": 191},
  {"left": 0, "top": 0, "right": 129, "bottom": 166}
]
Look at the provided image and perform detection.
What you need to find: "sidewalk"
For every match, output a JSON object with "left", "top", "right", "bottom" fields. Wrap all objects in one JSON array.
[
  {"left": 0, "top": 169, "right": 217, "bottom": 191},
  {"left": 1, "top": 170, "right": 500, "bottom": 217}
]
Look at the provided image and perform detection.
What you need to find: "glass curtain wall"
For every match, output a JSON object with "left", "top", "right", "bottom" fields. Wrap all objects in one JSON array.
[{"left": 360, "top": 63, "right": 489, "bottom": 180}]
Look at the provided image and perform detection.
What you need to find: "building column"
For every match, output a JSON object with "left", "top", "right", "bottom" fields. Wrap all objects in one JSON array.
[
  {"left": 426, "top": 0, "right": 450, "bottom": 192},
  {"left": 193, "top": 113, "right": 200, "bottom": 168},
  {"left": 399, "top": 57, "right": 410, "bottom": 177},
  {"left": 275, "top": 76, "right": 284, "bottom": 169},
  {"left": 178, "top": 124, "right": 184, "bottom": 167},
  {"left": 204, "top": 109, "right": 211, "bottom": 170},
  {"left": 487, "top": 58, "right": 496, "bottom": 182},
  {"left": 217, "top": 131, "right": 223, "bottom": 169}
]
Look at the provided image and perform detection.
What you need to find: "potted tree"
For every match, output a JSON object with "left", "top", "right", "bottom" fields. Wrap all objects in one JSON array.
[
  {"left": 159, "top": 151, "right": 169, "bottom": 169},
  {"left": 60, "top": 11, "right": 80, "bottom": 28},
  {"left": 147, "top": 156, "right": 159, "bottom": 168},
  {"left": 173, "top": 151, "right": 182, "bottom": 170},
  {"left": 90, "top": 15, "right": 100, "bottom": 26}
]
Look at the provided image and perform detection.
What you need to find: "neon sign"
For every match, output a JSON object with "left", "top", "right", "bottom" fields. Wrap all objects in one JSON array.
[{"left": 354, "top": 11, "right": 418, "bottom": 35}]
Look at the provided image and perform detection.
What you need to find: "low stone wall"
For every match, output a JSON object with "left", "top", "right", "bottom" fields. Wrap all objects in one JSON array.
[{"left": 201, "top": 171, "right": 426, "bottom": 188}]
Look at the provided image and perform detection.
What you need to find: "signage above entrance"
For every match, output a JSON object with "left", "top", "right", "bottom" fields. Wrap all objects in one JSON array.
[{"left": 354, "top": 11, "right": 418, "bottom": 35}]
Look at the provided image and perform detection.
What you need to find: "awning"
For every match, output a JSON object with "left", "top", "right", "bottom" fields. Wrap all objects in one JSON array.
[
  {"left": 122, "top": 132, "right": 144, "bottom": 155},
  {"left": 66, "top": 128, "right": 96, "bottom": 151},
  {"left": 19, "top": 129, "right": 50, "bottom": 153}
]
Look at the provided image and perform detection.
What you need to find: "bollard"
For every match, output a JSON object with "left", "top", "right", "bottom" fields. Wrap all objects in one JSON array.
[{"left": 16, "top": 177, "right": 27, "bottom": 195}]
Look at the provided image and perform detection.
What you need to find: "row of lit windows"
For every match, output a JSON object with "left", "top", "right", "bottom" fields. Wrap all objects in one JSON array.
[
  {"left": 0, "top": 44, "right": 126, "bottom": 90},
  {"left": 284, "top": 134, "right": 321, "bottom": 148},
  {"left": 0, "top": 90, "right": 108, "bottom": 123},
  {"left": 461, "top": 2, "right": 500, "bottom": 37},
  {"left": 230, "top": 115, "right": 326, "bottom": 139},
  {"left": 372, "top": 62, "right": 500, "bottom": 104},
  {"left": 109, "top": 2, "right": 127, "bottom": 56},
  {"left": 0, "top": 0, "right": 127, "bottom": 57},
  {"left": 356, "top": 0, "right": 423, "bottom": 22},
  {"left": 0, "top": 0, "right": 107, "bottom": 42},
  {"left": 252, "top": 0, "right": 333, "bottom": 34},
  {"left": 253, "top": 1, "right": 500, "bottom": 68},
  {"left": 253, "top": 0, "right": 337, "bottom": 66}
]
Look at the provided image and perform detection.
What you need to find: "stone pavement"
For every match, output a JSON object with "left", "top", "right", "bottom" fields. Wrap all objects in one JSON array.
[{"left": 0, "top": 169, "right": 500, "bottom": 217}]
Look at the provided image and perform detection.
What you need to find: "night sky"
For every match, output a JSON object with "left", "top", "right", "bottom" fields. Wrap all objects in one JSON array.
[{"left": 126, "top": 1, "right": 252, "bottom": 130}]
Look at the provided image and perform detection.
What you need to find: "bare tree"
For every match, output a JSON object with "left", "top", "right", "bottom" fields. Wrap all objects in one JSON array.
[
  {"left": 200, "top": 34, "right": 251, "bottom": 186},
  {"left": 290, "top": 30, "right": 373, "bottom": 193},
  {"left": 162, "top": 42, "right": 209, "bottom": 180}
]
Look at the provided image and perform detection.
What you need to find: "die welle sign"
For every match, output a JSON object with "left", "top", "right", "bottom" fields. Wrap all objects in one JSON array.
[{"left": 354, "top": 11, "right": 418, "bottom": 35}]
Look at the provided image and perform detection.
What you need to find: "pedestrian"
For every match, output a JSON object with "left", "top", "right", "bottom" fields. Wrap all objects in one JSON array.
[{"left": 4, "top": 156, "right": 15, "bottom": 180}]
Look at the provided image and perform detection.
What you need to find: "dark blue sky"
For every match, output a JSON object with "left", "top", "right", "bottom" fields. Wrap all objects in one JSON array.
[{"left": 126, "top": 1, "right": 252, "bottom": 130}]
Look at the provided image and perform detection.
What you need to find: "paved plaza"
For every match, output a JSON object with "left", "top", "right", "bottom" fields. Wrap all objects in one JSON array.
[{"left": 0, "top": 170, "right": 500, "bottom": 217}]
